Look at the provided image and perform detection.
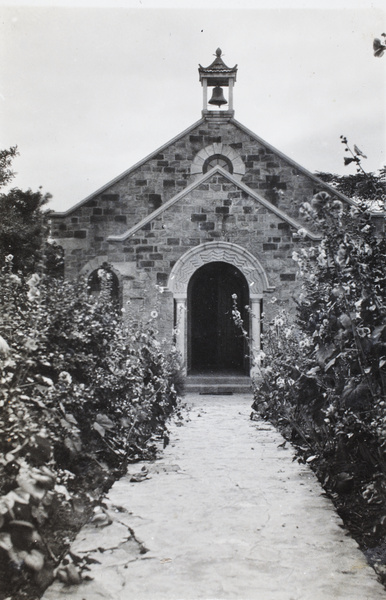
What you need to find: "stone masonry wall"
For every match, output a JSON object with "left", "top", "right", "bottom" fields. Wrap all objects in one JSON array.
[
  {"left": 107, "top": 173, "right": 313, "bottom": 334},
  {"left": 50, "top": 118, "right": 332, "bottom": 281}
]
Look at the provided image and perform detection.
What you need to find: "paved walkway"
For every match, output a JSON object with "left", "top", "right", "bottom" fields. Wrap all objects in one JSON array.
[{"left": 43, "top": 394, "right": 385, "bottom": 599}]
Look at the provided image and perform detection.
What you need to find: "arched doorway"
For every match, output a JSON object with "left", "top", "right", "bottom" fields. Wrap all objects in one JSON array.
[
  {"left": 188, "top": 262, "right": 249, "bottom": 374},
  {"left": 167, "top": 241, "right": 274, "bottom": 375}
]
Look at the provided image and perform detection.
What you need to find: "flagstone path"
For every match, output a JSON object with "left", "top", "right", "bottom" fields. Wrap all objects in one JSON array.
[{"left": 43, "top": 393, "right": 385, "bottom": 599}]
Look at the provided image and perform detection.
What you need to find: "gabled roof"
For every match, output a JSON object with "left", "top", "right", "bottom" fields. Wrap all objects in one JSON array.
[
  {"left": 107, "top": 165, "right": 321, "bottom": 242},
  {"left": 53, "top": 115, "right": 355, "bottom": 218},
  {"left": 53, "top": 118, "right": 206, "bottom": 217},
  {"left": 230, "top": 118, "right": 357, "bottom": 207}
]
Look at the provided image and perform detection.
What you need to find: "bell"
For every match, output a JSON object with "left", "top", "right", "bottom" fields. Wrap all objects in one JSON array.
[{"left": 208, "top": 86, "right": 227, "bottom": 107}]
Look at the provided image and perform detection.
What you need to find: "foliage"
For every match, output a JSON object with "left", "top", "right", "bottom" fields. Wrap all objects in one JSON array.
[
  {"left": 0, "top": 263, "right": 181, "bottom": 598},
  {"left": 316, "top": 138, "right": 386, "bottom": 212},
  {"left": 0, "top": 147, "right": 60, "bottom": 277},
  {"left": 0, "top": 187, "right": 52, "bottom": 275},
  {"left": 252, "top": 191, "right": 386, "bottom": 571},
  {"left": 0, "top": 147, "right": 18, "bottom": 188},
  {"left": 373, "top": 33, "right": 386, "bottom": 57}
]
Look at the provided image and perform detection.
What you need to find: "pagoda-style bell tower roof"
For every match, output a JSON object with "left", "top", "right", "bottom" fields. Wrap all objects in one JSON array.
[
  {"left": 198, "top": 47, "right": 238, "bottom": 86},
  {"left": 199, "top": 49, "right": 238, "bottom": 120}
]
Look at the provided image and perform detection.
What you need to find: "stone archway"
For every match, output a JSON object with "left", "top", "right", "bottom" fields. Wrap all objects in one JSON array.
[
  {"left": 190, "top": 144, "right": 245, "bottom": 181},
  {"left": 167, "top": 241, "right": 274, "bottom": 375}
]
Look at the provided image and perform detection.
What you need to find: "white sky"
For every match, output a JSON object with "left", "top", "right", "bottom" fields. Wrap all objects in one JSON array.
[{"left": 1, "top": 0, "right": 385, "bottom": 212}]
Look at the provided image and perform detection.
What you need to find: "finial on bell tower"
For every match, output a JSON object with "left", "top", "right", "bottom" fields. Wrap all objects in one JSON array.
[{"left": 198, "top": 49, "right": 238, "bottom": 118}]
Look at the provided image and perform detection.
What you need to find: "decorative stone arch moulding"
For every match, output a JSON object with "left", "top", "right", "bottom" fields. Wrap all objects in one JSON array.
[
  {"left": 80, "top": 256, "right": 110, "bottom": 277},
  {"left": 167, "top": 241, "right": 274, "bottom": 297},
  {"left": 80, "top": 256, "right": 123, "bottom": 285},
  {"left": 80, "top": 256, "right": 124, "bottom": 305},
  {"left": 167, "top": 242, "right": 274, "bottom": 375},
  {"left": 190, "top": 144, "right": 245, "bottom": 181}
]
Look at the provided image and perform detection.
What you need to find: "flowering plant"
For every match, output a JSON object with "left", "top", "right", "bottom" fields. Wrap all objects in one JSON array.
[
  {"left": 252, "top": 190, "right": 386, "bottom": 570},
  {"left": 0, "top": 261, "right": 182, "bottom": 597}
]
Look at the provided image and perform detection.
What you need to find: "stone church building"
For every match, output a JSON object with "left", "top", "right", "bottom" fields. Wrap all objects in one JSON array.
[{"left": 51, "top": 49, "right": 357, "bottom": 380}]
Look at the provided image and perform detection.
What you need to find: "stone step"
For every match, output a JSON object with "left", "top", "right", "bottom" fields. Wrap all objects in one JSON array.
[{"left": 184, "top": 375, "right": 252, "bottom": 395}]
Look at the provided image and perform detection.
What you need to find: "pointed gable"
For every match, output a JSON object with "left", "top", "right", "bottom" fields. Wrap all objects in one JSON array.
[{"left": 107, "top": 166, "right": 320, "bottom": 242}]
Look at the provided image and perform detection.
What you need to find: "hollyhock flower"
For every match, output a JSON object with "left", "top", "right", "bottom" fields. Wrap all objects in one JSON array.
[{"left": 0, "top": 335, "right": 10, "bottom": 356}]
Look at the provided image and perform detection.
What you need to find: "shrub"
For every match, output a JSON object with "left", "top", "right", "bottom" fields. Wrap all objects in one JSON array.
[
  {"left": 0, "top": 261, "right": 181, "bottom": 598},
  {"left": 252, "top": 192, "right": 386, "bottom": 557}
]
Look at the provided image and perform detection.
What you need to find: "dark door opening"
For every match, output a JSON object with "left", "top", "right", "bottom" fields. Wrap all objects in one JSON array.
[{"left": 188, "top": 262, "right": 249, "bottom": 374}]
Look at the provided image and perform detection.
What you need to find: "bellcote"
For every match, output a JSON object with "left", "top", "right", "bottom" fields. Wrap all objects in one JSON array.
[{"left": 198, "top": 48, "right": 238, "bottom": 120}]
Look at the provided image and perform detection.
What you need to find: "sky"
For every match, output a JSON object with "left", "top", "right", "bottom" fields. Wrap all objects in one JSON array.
[{"left": 1, "top": 0, "right": 385, "bottom": 212}]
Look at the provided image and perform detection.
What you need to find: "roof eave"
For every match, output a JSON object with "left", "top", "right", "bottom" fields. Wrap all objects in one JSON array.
[
  {"left": 52, "top": 117, "right": 206, "bottom": 217},
  {"left": 231, "top": 118, "right": 357, "bottom": 207}
]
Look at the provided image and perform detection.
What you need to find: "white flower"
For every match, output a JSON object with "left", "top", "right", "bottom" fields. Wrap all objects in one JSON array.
[
  {"left": 27, "top": 273, "right": 40, "bottom": 287},
  {"left": 150, "top": 310, "right": 158, "bottom": 319},
  {"left": 26, "top": 273, "right": 41, "bottom": 302},
  {"left": 316, "top": 250, "right": 327, "bottom": 267},
  {"left": 59, "top": 371, "right": 72, "bottom": 385},
  {"left": 24, "top": 337, "right": 38, "bottom": 351},
  {"left": 27, "top": 288, "right": 41, "bottom": 302},
  {"left": 9, "top": 274, "right": 21, "bottom": 284},
  {"left": 292, "top": 251, "right": 299, "bottom": 262},
  {"left": 0, "top": 335, "right": 10, "bottom": 356},
  {"left": 297, "top": 228, "right": 307, "bottom": 238},
  {"left": 5, "top": 254, "right": 13, "bottom": 263}
]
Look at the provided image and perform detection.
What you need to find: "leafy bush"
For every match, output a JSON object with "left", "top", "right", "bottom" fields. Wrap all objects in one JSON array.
[
  {"left": 0, "top": 261, "right": 181, "bottom": 598},
  {"left": 252, "top": 192, "right": 386, "bottom": 569}
]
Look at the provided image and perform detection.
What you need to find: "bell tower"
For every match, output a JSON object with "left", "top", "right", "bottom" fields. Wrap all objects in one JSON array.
[{"left": 198, "top": 48, "right": 238, "bottom": 119}]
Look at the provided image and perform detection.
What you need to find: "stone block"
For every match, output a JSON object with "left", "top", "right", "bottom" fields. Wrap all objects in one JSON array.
[
  {"left": 74, "top": 230, "right": 87, "bottom": 239},
  {"left": 101, "top": 193, "right": 119, "bottom": 202},
  {"left": 136, "top": 246, "right": 154, "bottom": 253},
  {"left": 200, "top": 222, "right": 215, "bottom": 231},
  {"left": 280, "top": 273, "right": 296, "bottom": 281},
  {"left": 140, "top": 261, "right": 154, "bottom": 268}
]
